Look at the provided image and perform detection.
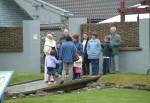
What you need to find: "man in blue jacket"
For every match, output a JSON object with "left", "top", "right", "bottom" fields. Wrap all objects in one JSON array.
[{"left": 59, "top": 36, "right": 77, "bottom": 83}]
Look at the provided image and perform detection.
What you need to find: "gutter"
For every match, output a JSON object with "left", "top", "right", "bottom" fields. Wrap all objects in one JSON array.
[{"left": 34, "top": 0, "right": 73, "bottom": 17}]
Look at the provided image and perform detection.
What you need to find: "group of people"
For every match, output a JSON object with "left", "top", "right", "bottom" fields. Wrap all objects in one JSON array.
[{"left": 43, "top": 26, "right": 121, "bottom": 84}]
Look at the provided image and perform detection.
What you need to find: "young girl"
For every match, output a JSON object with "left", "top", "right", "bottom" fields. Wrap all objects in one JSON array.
[
  {"left": 45, "top": 49, "right": 61, "bottom": 84},
  {"left": 73, "top": 53, "right": 82, "bottom": 80}
]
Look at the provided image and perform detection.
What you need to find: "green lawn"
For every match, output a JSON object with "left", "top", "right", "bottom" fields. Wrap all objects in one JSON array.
[
  {"left": 6, "top": 88, "right": 150, "bottom": 103},
  {"left": 99, "top": 73, "right": 150, "bottom": 87},
  {"left": 11, "top": 72, "right": 43, "bottom": 85}
]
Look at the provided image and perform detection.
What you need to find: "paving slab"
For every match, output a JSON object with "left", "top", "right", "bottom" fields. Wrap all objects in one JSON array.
[{"left": 7, "top": 76, "right": 100, "bottom": 95}]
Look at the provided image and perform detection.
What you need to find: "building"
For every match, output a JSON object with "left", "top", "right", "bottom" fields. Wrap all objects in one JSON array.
[
  {"left": 43, "top": 0, "right": 141, "bottom": 23},
  {"left": 43, "top": 0, "right": 141, "bottom": 34},
  {"left": 0, "top": 0, "right": 72, "bottom": 72}
]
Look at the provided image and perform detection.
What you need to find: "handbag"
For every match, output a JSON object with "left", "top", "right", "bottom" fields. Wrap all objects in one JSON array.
[{"left": 73, "top": 53, "right": 79, "bottom": 62}]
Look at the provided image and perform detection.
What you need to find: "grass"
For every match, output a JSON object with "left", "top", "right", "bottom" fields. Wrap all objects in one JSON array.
[
  {"left": 6, "top": 88, "right": 150, "bottom": 103},
  {"left": 11, "top": 72, "right": 43, "bottom": 85},
  {"left": 11, "top": 72, "right": 150, "bottom": 86},
  {"left": 99, "top": 73, "right": 150, "bottom": 88}
]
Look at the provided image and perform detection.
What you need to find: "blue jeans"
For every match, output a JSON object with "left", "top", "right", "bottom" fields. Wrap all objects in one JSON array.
[{"left": 90, "top": 59, "right": 99, "bottom": 75}]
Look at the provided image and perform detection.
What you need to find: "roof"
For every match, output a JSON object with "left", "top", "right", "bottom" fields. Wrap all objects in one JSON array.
[
  {"left": 34, "top": 0, "right": 73, "bottom": 16},
  {"left": 0, "top": 0, "right": 32, "bottom": 27},
  {"left": 99, "top": 4, "right": 150, "bottom": 23},
  {"left": 43, "top": 0, "right": 141, "bottom": 20}
]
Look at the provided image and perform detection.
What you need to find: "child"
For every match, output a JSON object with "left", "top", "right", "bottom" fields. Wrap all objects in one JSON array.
[
  {"left": 45, "top": 49, "right": 61, "bottom": 84},
  {"left": 101, "top": 35, "right": 112, "bottom": 75},
  {"left": 73, "top": 53, "right": 82, "bottom": 80}
]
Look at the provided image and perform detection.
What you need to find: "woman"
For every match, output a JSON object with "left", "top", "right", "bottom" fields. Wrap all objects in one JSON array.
[
  {"left": 87, "top": 33, "right": 101, "bottom": 75},
  {"left": 72, "top": 34, "right": 83, "bottom": 56},
  {"left": 59, "top": 36, "right": 77, "bottom": 84},
  {"left": 43, "top": 33, "right": 56, "bottom": 82},
  {"left": 82, "top": 33, "right": 90, "bottom": 75},
  {"left": 72, "top": 34, "right": 83, "bottom": 79}
]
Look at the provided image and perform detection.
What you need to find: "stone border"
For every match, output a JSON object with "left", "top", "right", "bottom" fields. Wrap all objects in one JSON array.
[{"left": 86, "top": 82, "right": 150, "bottom": 91}]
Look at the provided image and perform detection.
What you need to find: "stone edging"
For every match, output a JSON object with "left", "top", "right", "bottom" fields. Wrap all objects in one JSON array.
[{"left": 86, "top": 82, "right": 150, "bottom": 91}]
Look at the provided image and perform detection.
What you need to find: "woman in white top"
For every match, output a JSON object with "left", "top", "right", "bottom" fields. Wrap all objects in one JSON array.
[
  {"left": 43, "top": 33, "right": 56, "bottom": 82},
  {"left": 82, "top": 33, "right": 90, "bottom": 75}
]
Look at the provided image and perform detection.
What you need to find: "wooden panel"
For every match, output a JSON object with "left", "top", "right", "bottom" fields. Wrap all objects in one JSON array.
[
  {"left": 0, "top": 27, "right": 23, "bottom": 52},
  {"left": 81, "top": 22, "right": 139, "bottom": 48}
]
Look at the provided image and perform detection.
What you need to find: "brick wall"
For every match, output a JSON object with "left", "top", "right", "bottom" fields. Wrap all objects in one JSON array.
[
  {"left": 81, "top": 22, "right": 139, "bottom": 47},
  {"left": 0, "top": 27, "right": 23, "bottom": 52}
]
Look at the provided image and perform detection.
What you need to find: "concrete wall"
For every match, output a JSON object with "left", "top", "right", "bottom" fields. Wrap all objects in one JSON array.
[
  {"left": 0, "top": 20, "right": 40, "bottom": 72},
  {"left": 119, "top": 19, "right": 150, "bottom": 74},
  {"left": 69, "top": 18, "right": 150, "bottom": 74},
  {"left": 69, "top": 18, "right": 87, "bottom": 35}
]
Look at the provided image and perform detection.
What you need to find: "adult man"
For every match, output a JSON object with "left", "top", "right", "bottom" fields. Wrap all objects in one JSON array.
[
  {"left": 109, "top": 26, "right": 121, "bottom": 73},
  {"left": 59, "top": 36, "right": 77, "bottom": 84},
  {"left": 58, "top": 29, "right": 69, "bottom": 75},
  {"left": 59, "top": 29, "right": 69, "bottom": 44}
]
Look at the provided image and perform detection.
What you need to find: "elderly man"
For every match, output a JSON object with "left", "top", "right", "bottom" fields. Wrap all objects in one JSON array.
[
  {"left": 59, "top": 29, "right": 69, "bottom": 44},
  {"left": 57, "top": 29, "right": 69, "bottom": 76},
  {"left": 109, "top": 26, "right": 121, "bottom": 73},
  {"left": 43, "top": 33, "right": 56, "bottom": 82}
]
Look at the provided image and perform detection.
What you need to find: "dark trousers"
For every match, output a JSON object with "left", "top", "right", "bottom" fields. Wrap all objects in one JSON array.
[
  {"left": 73, "top": 67, "right": 76, "bottom": 79},
  {"left": 103, "top": 58, "right": 111, "bottom": 75},
  {"left": 82, "top": 59, "right": 90, "bottom": 75},
  {"left": 90, "top": 59, "right": 99, "bottom": 75}
]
